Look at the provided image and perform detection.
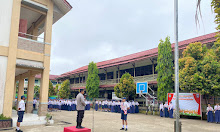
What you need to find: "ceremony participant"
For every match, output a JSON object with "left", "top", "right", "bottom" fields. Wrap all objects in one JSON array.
[
  {"left": 16, "top": 95, "right": 26, "bottom": 132},
  {"left": 76, "top": 89, "right": 86, "bottom": 129},
  {"left": 168, "top": 102, "right": 173, "bottom": 118},
  {"left": 207, "top": 103, "right": 214, "bottom": 123},
  {"left": 135, "top": 100, "right": 139, "bottom": 113},
  {"left": 127, "top": 101, "right": 131, "bottom": 113},
  {"left": 102, "top": 100, "right": 104, "bottom": 111},
  {"left": 159, "top": 102, "right": 164, "bottom": 117},
  {"left": 108, "top": 100, "right": 111, "bottom": 112},
  {"left": 58, "top": 100, "right": 62, "bottom": 110},
  {"left": 95, "top": 100, "right": 98, "bottom": 111},
  {"left": 33, "top": 98, "right": 37, "bottom": 110},
  {"left": 111, "top": 100, "right": 115, "bottom": 112},
  {"left": 214, "top": 103, "right": 220, "bottom": 123},
  {"left": 98, "top": 100, "right": 102, "bottom": 111},
  {"left": 164, "top": 102, "right": 169, "bottom": 118},
  {"left": 120, "top": 97, "right": 130, "bottom": 131},
  {"left": 131, "top": 101, "right": 135, "bottom": 114}
]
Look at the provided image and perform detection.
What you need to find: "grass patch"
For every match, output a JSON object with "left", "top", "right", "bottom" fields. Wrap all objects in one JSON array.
[{"left": 0, "top": 114, "right": 11, "bottom": 120}]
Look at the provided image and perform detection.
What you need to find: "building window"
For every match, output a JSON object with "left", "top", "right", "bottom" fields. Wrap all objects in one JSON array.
[
  {"left": 75, "top": 78, "right": 79, "bottom": 83},
  {"left": 35, "top": 80, "right": 38, "bottom": 83},
  {"left": 25, "top": 79, "right": 28, "bottom": 81},
  {"left": 107, "top": 72, "right": 113, "bottom": 79},
  {"left": 99, "top": 73, "right": 106, "bottom": 80},
  {"left": 69, "top": 78, "right": 74, "bottom": 84}
]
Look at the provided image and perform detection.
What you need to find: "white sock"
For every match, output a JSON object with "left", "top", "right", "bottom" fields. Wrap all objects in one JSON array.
[
  {"left": 126, "top": 126, "right": 128, "bottom": 129},
  {"left": 122, "top": 125, "right": 124, "bottom": 128},
  {"left": 16, "top": 127, "right": 20, "bottom": 130}
]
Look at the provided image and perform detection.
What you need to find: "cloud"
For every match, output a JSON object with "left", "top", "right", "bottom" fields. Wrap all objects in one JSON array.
[{"left": 50, "top": 0, "right": 216, "bottom": 75}]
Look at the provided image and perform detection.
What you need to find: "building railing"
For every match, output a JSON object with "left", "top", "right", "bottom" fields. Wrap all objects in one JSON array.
[
  {"left": 17, "top": 32, "right": 50, "bottom": 54},
  {"left": 71, "top": 74, "right": 157, "bottom": 88}
]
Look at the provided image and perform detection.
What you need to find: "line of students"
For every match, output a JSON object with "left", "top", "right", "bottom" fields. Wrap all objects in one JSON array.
[
  {"left": 159, "top": 102, "right": 173, "bottom": 118},
  {"left": 207, "top": 103, "right": 220, "bottom": 123},
  {"left": 48, "top": 99, "right": 91, "bottom": 111},
  {"left": 94, "top": 100, "right": 139, "bottom": 114}
]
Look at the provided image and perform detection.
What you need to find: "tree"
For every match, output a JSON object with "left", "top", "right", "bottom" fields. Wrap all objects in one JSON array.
[
  {"left": 114, "top": 73, "right": 136, "bottom": 99},
  {"left": 48, "top": 81, "right": 56, "bottom": 97},
  {"left": 155, "top": 37, "right": 174, "bottom": 102},
  {"left": 59, "top": 79, "right": 70, "bottom": 99},
  {"left": 55, "top": 84, "right": 60, "bottom": 96},
  {"left": 86, "top": 62, "right": 100, "bottom": 99},
  {"left": 179, "top": 42, "right": 220, "bottom": 104},
  {"left": 34, "top": 85, "right": 40, "bottom": 98}
]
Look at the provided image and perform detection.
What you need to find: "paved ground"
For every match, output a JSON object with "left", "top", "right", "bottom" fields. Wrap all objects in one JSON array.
[{"left": 5, "top": 110, "right": 220, "bottom": 132}]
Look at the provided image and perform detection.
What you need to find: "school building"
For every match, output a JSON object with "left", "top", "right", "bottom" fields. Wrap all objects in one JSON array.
[
  {"left": 0, "top": 0, "right": 72, "bottom": 117},
  {"left": 56, "top": 32, "right": 217, "bottom": 102}
]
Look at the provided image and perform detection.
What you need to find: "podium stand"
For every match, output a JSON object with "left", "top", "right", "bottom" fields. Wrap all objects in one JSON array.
[{"left": 64, "top": 126, "right": 91, "bottom": 132}]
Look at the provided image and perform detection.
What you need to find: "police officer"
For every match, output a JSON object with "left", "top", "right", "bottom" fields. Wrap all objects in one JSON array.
[
  {"left": 76, "top": 89, "right": 86, "bottom": 129},
  {"left": 16, "top": 95, "right": 26, "bottom": 132}
]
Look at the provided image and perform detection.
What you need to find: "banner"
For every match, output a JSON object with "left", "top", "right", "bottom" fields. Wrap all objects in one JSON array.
[{"left": 167, "top": 93, "right": 201, "bottom": 117}]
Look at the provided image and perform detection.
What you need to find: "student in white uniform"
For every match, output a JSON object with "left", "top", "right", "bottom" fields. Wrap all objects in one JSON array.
[
  {"left": 120, "top": 97, "right": 129, "bottom": 131},
  {"left": 168, "top": 102, "right": 173, "bottom": 118},
  {"left": 33, "top": 98, "right": 37, "bottom": 110},
  {"left": 207, "top": 103, "right": 214, "bottom": 123},
  {"left": 214, "top": 103, "right": 220, "bottom": 123},
  {"left": 135, "top": 101, "right": 139, "bottom": 113},
  {"left": 159, "top": 102, "right": 164, "bottom": 117},
  {"left": 16, "top": 95, "right": 26, "bottom": 132}
]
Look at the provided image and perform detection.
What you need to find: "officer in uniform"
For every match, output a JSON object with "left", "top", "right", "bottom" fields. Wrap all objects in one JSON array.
[
  {"left": 76, "top": 89, "right": 86, "bottom": 129},
  {"left": 16, "top": 95, "right": 26, "bottom": 132}
]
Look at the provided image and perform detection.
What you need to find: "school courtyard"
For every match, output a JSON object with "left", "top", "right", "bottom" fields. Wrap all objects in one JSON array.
[{"left": 6, "top": 110, "right": 220, "bottom": 132}]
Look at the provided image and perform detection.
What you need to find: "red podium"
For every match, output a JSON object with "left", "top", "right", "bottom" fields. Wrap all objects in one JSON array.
[{"left": 64, "top": 126, "right": 91, "bottom": 132}]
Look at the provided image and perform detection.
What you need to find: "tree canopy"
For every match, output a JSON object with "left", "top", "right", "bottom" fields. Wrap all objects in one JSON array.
[
  {"left": 86, "top": 62, "right": 100, "bottom": 99},
  {"left": 59, "top": 79, "right": 70, "bottom": 99},
  {"left": 114, "top": 73, "right": 136, "bottom": 99},
  {"left": 179, "top": 42, "right": 220, "bottom": 103},
  {"left": 155, "top": 37, "right": 174, "bottom": 102},
  {"left": 48, "top": 81, "right": 56, "bottom": 97}
]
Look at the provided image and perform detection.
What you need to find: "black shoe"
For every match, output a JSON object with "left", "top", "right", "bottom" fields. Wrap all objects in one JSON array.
[
  {"left": 120, "top": 128, "right": 124, "bottom": 130},
  {"left": 16, "top": 130, "right": 23, "bottom": 132},
  {"left": 125, "top": 128, "right": 128, "bottom": 131},
  {"left": 79, "top": 126, "right": 85, "bottom": 129},
  {"left": 76, "top": 126, "right": 80, "bottom": 128}
]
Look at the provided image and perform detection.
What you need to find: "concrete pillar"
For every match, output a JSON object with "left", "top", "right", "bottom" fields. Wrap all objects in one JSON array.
[
  {"left": 3, "top": 0, "right": 21, "bottom": 117},
  {"left": 117, "top": 66, "right": 120, "bottom": 83},
  {"left": 38, "top": 0, "right": 53, "bottom": 116},
  {"left": 26, "top": 74, "right": 35, "bottom": 113},
  {"left": 18, "top": 78, "right": 24, "bottom": 103},
  {"left": 152, "top": 62, "right": 155, "bottom": 78},
  {"left": 13, "top": 81, "right": 17, "bottom": 100}
]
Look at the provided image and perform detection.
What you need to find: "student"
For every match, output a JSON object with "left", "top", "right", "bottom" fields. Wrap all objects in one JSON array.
[
  {"left": 98, "top": 100, "right": 102, "bottom": 111},
  {"left": 159, "top": 102, "right": 164, "bottom": 117},
  {"left": 102, "top": 101, "right": 104, "bottom": 111},
  {"left": 127, "top": 101, "right": 131, "bottom": 114},
  {"left": 16, "top": 95, "right": 26, "bottom": 132},
  {"left": 120, "top": 97, "right": 129, "bottom": 131},
  {"left": 214, "top": 103, "right": 220, "bottom": 123},
  {"left": 131, "top": 101, "right": 135, "bottom": 114},
  {"left": 164, "top": 102, "right": 169, "bottom": 118},
  {"left": 111, "top": 100, "right": 115, "bottom": 112},
  {"left": 135, "top": 100, "right": 139, "bottom": 113},
  {"left": 168, "top": 102, "right": 173, "bottom": 118},
  {"left": 33, "top": 98, "right": 37, "bottom": 110},
  {"left": 95, "top": 100, "right": 98, "bottom": 111},
  {"left": 207, "top": 103, "right": 214, "bottom": 123}
]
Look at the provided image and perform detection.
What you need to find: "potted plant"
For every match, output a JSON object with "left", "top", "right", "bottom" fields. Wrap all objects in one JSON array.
[
  {"left": 45, "top": 113, "right": 53, "bottom": 126},
  {"left": 0, "top": 114, "right": 12, "bottom": 129}
]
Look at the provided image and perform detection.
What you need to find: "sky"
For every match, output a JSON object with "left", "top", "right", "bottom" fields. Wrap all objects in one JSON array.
[{"left": 50, "top": 0, "right": 216, "bottom": 75}]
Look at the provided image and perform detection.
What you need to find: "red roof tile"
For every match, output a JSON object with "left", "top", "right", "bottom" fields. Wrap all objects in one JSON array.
[
  {"left": 35, "top": 74, "right": 58, "bottom": 80},
  {"left": 58, "top": 32, "right": 217, "bottom": 79}
]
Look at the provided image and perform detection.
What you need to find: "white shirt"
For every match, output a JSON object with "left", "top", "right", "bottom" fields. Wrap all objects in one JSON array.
[
  {"left": 132, "top": 101, "right": 135, "bottom": 106},
  {"left": 160, "top": 104, "right": 164, "bottom": 110},
  {"left": 18, "top": 100, "right": 25, "bottom": 111},
  {"left": 214, "top": 105, "right": 220, "bottom": 111},
  {"left": 164, "top": 103, "right": 168, "bottom": 108},
  {"left": 135, "top": 102, "right": 139, "bottom": 106},
  {"left": 168, "top": 104, "right": 173, "bottom": 110},
  {"left": 33, "top": 99, "right": 37, "bottom": 104},
  {"left": 207, "top": 106, "right": 214, "bottom": 112},
  {"left": 120, "top": 102, "right": 130, "bottom": 114}
]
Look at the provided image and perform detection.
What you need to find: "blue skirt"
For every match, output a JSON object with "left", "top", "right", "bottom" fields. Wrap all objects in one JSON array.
[
  {"left": 169, "top": 109, "right": 173, "bottom": 118},
  {"left": 95, "top": 104, "right": 98, "bottom": 111},
  {"left": 135, "top": 106, "right": 139, "bottom": 113},
  {"left": 164, "top": 108, "right": 169, "bottom": 117},
  {"left": 215, "top": 110, "right": 220, "bottom": 123},
  {"left": 208, "top": 111, "right": 214, "bottom": 122},
  {"left": 111, "top": 106, "right": 115, "bottom": 112},
  {"left": 160, "top": 110, "right": 163, "bottom": 117},
  {"left": 132, "top": 106, "right": 135, "bottom": 113}
]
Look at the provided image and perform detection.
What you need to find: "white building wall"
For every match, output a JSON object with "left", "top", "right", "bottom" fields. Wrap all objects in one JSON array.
[
  {"left": 0, "top": 0, "right": 13, "bottom": 115},
  {"left": 0, "top": 0, "right": 13, "bottom": 47},
  {"left": 0, "top": 56, "right": 8, "bottom": 114}
]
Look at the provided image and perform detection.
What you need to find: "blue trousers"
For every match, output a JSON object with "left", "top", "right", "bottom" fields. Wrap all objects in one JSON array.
[
  {"left": 169, "top": 109, "right": 173, "bottom": 118},
  {"left": 160, "top": 110, "right": 163, "bottom": 117},
  {"left": 135, "top": 106, "right": 139, "bottom": 113},
  {"left": 95, "top": 104, "right": 98, "bottom": 111},
  {"left": 207, "top": 111, "right": 214, "bottom": 122}
]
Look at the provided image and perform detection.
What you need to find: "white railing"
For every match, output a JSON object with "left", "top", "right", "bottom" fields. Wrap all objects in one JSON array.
[{"left": 18, "top": 32, "right": 45, "bottom": 42}]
